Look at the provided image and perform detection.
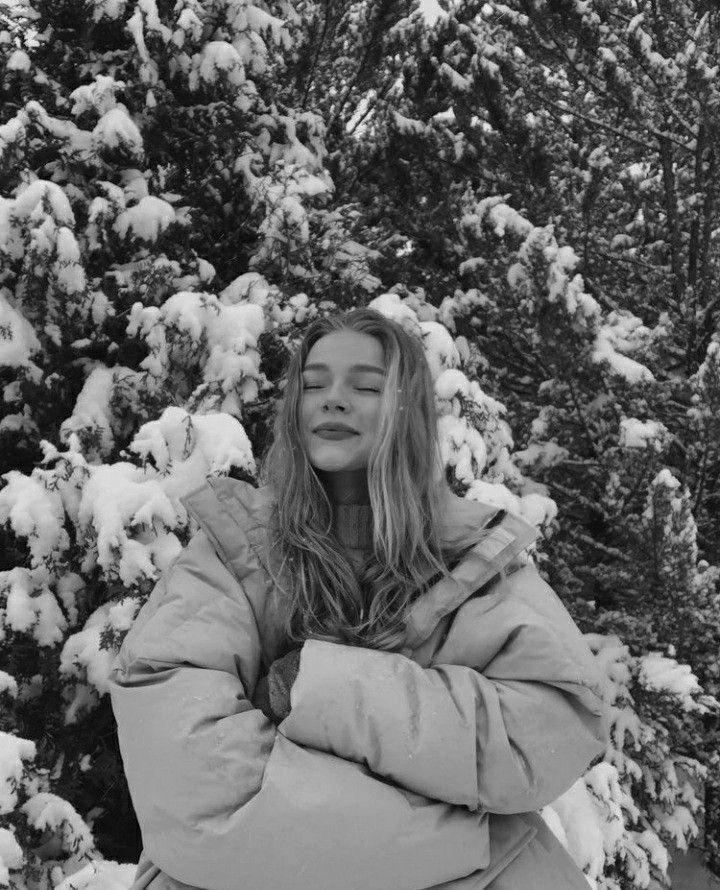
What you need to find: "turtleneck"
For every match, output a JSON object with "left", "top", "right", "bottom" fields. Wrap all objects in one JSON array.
[
  {"left": 332, "top": 502, "right": 374, "bottom": 551},
  {"left": 316, "top": 467, "right": 370, "bottom": 505},
  {"left": 319, "top": 469, "right": 374, "bottom": 568}
]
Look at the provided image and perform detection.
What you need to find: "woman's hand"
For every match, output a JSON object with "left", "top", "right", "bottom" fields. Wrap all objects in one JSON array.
[{"left": 256, "top": 647, "right": 303, "bottom": 724}]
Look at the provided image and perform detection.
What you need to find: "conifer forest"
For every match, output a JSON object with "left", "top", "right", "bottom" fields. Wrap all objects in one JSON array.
[{"left": 2, "top": 1, "right": 720, "bottom": 888}]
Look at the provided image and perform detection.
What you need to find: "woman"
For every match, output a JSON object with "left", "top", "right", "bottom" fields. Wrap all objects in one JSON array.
[{"left": 109, "top": 307, "right": 607, "bottom": 890}]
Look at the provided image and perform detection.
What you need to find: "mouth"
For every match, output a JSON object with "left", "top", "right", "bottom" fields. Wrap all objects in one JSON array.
[
  {"left": 313, "top": 425, "right": 359, "bottom": 434},
  {"left": 313, "top": 427, "right": 360, "bottom": 438}
]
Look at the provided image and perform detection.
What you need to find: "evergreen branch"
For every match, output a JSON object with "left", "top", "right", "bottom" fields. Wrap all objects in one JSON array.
[
  {"left": 700, "top": 288, "right": 720, "bottom": 338},
  {"left": 525, "top": 87, "right": 694, "bottom": 155},
  {"left": 515, "top": 6, "right": 698, "bottom": 144},
  {"left": 300, "top": 0, "right": 334, "bottom": 111},
  {"left": 550, "top": 20, "right": 696, "bottom": 142},
  {"left": 345, "top": 73, "right": 397, "bottom": 137},
  {"left": 623, "top": 18, "right": 698, "bottom": 141},
  {"left": 645, "top": 0, "right": 698, "bottom": 46},
  {"left": 549, "top": 481, "right": 605, "bottom": 516},
  {"left": 345, "top": 93, "right": 378, "bottom": 137},
  {"left": 616, "top": 457, "right": 655, "bottom": 517},
  {"left": 577, "top": 274, "right": 623, "bottom": 313},
  {"left": 696, "top": 145, "right": 718, "bottom": 356},
  {"left": 567, "top": 529, "right": 633, "bottom": 564},
  {"left": 605, "top": 9, "right": 638, "bottom": 27},
  {"left": 658, "top": 136, "right": 687, "bottom": 311},
  {"left": 693, "top": 423, "right": 713, "bottom": 516},
  {"left": 567, "top": 376, "right": 602, "bottom": 462},
  {"left": 326, "top": 0, "right": 398, "bottom": 135},
  {"left": 591, "top": 250, "right": 668, "bottom": 274}
]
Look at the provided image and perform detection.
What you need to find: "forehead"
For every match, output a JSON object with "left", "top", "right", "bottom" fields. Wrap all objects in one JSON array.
[{"left": 304, "top": 330, "right": 385, "bottom": 372}]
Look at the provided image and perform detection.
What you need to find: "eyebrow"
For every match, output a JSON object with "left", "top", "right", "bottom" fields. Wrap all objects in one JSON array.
[{"left": 303, "top": 363, "right": 386, "bottom": 375}]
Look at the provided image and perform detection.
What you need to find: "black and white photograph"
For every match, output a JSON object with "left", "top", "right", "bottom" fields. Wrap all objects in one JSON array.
[{"left": 1, "top": 1, "right": 719, "bottom": 888}]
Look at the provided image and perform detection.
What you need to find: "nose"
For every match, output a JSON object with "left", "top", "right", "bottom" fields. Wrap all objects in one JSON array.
[
  {"left": 323, "top": 396, "right": 347, "bottom": 411},
  {"left": 322, "top": 381, "right": 350, "bottom": 410}
]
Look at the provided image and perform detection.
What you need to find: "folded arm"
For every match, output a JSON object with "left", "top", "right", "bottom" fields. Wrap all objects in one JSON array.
[
  {"left": 281, "top": 562, "right": 608, "bottom": 815},
  {"left": 108, "top": 530, "right": 491, "bottom": 890}
]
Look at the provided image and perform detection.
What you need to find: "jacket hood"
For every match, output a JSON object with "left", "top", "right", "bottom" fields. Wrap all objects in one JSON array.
[{"left": 179, "top": 476, "right": 538, "bottom": 650}]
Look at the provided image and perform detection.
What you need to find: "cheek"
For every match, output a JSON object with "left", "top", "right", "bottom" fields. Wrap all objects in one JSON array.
[
  {"left": 298, "top": 400, "right": 313, "bottom": 429},
  {"left": 366, "top": 404, "right": 384, "bottom": 436}
]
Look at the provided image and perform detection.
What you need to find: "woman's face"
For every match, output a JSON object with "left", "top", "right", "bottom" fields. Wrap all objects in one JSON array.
[{"left": 299, "top": 329, "right": 387, "bottom": 472}]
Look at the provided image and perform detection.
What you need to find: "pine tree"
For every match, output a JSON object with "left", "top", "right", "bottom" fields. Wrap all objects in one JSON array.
[{"left": 1, "top": 0, "right": 718, "bottom": 886}]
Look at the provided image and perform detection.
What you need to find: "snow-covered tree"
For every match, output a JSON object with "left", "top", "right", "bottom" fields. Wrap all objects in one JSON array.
[
  {"left": 546, "top": 633, "right": 717, "bottom": 890},
  {"left": 2, "top": 0, "right": 720, "bottom": 886},
  {"left": 0, "top": 0, "right": 332, "bottom": 877}
]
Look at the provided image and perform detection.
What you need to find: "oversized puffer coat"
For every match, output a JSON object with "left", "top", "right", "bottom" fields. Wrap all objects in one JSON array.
[{"left": 108, "top": 476, "right": 608, "bottom": 890}]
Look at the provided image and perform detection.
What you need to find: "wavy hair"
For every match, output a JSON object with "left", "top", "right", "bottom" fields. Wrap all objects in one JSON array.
[{"left": 257, "top": 307, "right": 480, "bottom": 652}]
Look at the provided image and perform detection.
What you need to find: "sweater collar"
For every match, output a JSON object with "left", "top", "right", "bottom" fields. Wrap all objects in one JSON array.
[{"left": 332, "top": 503, "right": 374, "bottom": 550}]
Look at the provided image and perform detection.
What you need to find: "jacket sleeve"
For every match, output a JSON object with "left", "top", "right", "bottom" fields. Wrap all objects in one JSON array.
[
  {"left": 281, "top": 562, "right": 608, "bottom": 816},
  {"left": 107, "top": 530, "right": 492, "bottom": 890}
]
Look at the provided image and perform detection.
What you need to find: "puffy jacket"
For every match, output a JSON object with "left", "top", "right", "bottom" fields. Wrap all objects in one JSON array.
[{"left": 108, "top": 476, "right": 608, "bottom": 890}]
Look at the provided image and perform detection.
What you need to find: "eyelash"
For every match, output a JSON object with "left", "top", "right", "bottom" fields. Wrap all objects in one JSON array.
[{"left": 302, "top": 385, "right": 380, "bottom": 393}]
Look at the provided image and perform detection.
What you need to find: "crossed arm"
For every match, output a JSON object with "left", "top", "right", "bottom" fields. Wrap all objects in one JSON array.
[
  {"left": 280, "top": 563, "right": 607, "bottom": 815},
  {"left": 108, "top": 530, "right": 494, "bottom": 890}
]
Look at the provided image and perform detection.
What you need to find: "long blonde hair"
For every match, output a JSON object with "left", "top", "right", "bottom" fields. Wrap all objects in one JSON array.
[{"left": 257, "top": 307, "right": 478, "bottom": 652}]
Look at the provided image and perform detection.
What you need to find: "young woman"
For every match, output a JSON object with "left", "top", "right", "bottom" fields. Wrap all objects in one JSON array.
[{"left": 109, "top": 308, "right": 607, "bottom": 890}]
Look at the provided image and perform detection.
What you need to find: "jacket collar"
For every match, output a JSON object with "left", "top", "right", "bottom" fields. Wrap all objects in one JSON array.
[{"left": 180, "top": 476, "right": 537, "bottom": 649}]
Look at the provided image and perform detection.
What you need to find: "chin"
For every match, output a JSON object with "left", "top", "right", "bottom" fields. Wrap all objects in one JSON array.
[
  {"left": 310, "top": 451, "right": 365, "bottom": 472},
  {"left": 313, "top": 459, "right": 358, "bottom": 472}
]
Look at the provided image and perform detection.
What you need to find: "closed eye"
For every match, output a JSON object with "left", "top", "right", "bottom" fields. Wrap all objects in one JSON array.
[{"left": 302, "top": 385, "right": 380, "bottom": 392}]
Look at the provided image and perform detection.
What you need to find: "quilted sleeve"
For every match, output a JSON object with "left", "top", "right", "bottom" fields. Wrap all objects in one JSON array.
[{"left": 281, "top": 562, "right": 607, "bottom": 815}]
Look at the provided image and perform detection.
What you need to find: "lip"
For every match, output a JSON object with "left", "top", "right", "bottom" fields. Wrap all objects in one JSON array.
[
  {"left": 314, "top": 429, "right": 359, "bottom": 440},
  {"left": 313, "top": 424, "right": 359, "bottom": 434}
]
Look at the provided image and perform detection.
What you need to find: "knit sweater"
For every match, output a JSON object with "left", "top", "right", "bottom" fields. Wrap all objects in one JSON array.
[{"left": 331, "top": 502, "right": 374, "bottom": 570}]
